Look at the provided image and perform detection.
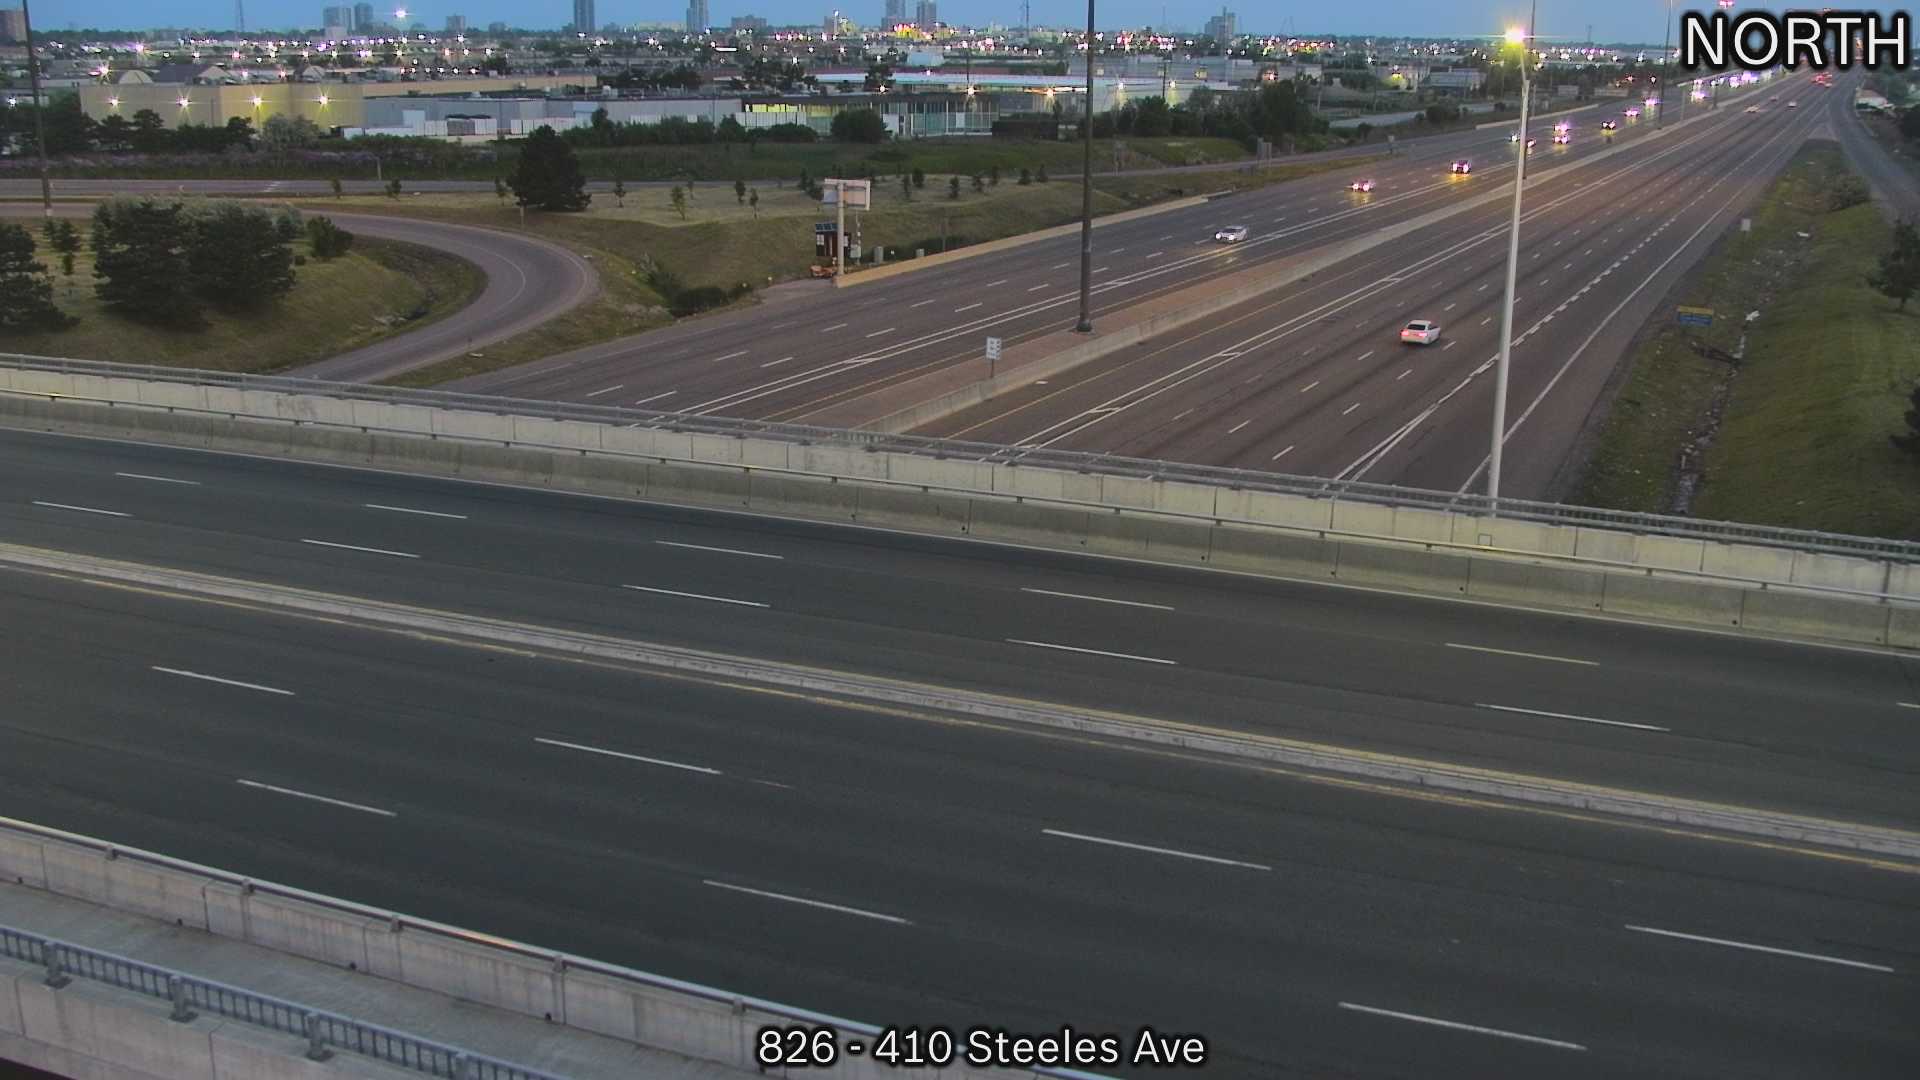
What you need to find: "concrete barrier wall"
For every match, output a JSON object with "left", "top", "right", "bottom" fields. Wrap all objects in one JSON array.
[
  {"left": 1, "top": 389, "right": 1913, "bottom": 650},
  {"left": 0, "top": 828, "right": 1046, "bottom": 1080}
]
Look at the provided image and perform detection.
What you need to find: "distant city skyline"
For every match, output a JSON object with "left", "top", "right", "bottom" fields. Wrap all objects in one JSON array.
[{"left": 12, "top": 2, "right": 1742, "bottom": 46}]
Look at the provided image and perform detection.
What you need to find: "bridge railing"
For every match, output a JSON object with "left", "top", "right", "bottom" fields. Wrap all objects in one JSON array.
[{"left": 5, "top": 353, "right": 1913, "bottom": 564}]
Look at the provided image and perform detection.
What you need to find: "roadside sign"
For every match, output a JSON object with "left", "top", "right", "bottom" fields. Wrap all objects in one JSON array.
[
  {"left": 1676, "top": 305, "right": 1714, "bottom": 327},
  {"left": 985, "top": 337, "right": 1003, "bottom": 361},
  {"left": 822, "top": 178, "right": 872, "bottom": 210}
]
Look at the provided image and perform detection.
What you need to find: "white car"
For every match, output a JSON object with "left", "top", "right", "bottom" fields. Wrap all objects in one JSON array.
[
  {"left": 1787, "top": 100, "right": 1798, "bottom": 108},
  {"left": 1400, "top": 320, "right": 1442, "bottom": 346},
  {"left": 1214, "top": 225, "right": 1249, "bottom": 243},
  {"left": 1552, "top": 131, "right": 1570, "bottom": 144},
  {"left": 1350, "top": 178, "right": 1376, "bottom": 192}
]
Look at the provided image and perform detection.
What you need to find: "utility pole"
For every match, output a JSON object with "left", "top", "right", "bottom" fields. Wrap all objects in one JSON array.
[
  {"left": 1077, "top": 0, "right": 1095, "bottom": 333},
  {"left": 1488, "top": 0, "right": 1537, "bottom": 511},
  {"left": 1658, "top": 0, "right": 1672, "bottom": 128},
  {"left": 22, "top": 0, "right": 51, "bottom": 216}
]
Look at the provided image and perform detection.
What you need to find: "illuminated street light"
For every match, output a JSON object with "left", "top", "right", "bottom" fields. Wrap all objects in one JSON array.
[{"left": 1487, "top": 3, "right": 1537, "bottom": 510}]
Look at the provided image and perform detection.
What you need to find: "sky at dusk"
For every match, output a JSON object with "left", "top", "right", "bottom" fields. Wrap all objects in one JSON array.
[{"left": 12, "top": 3, "right": 1843, "bottom": 49}]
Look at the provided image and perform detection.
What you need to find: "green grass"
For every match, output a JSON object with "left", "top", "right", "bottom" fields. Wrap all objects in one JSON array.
[
  {"left": 6, "top": 235, "right": 483, "bottom": 373},
  {"left": 1571, "top": 142, "right": 1920, "bottom": 538}
]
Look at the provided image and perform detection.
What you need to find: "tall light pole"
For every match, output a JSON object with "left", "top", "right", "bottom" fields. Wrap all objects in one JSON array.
[
  {"left": 1487, "top": 5, "right": 1536, "bottom": 510},
  {"left": 1658, "top": 0, "right": 1672, "bottom": 128},
  {"left": 21, "top": 0, "right": 51, "bottom": 216},
  {"left": 1077, "top": 0, "right": 1095, "bottom": 333}
]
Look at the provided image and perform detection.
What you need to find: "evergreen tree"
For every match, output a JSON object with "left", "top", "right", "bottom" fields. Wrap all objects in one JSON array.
[
  {"left": 509, "top": 125, "right": 592, "bottom": 212},
  {"left": 306, "top": 215, "right": 355, "bottom": 259},
  {"left": 1892, "top": 382, "right": 1920, "bottom": 458},
  {"left": 1869, "top": 218, "right": 1920, "bottom": 311},
  {"left": 0, "top": 224, "right": 76, "bottom": 331},
  {"left": 734, "top": 177, "right": 747, "bottom": 205},
  {"left": 186, "top": 202, "right": 295, "bottom": 311},
  {"left": 91, "top": 198, "right": 201, "bottom": 327}
]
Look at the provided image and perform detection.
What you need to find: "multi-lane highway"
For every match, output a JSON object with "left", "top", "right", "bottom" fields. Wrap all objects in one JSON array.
[
  {"left": 0, "top": 427, "right": 1913, "bottom": 1077},
  {"left": 0, "top": 203, "right": 596, "bottom": 383},
  {"left": 921, "top": 77, "right": 1827, "bottom": 499},
  {"left": 443, "top": 77, "right": 1788, "bottom": 462}
]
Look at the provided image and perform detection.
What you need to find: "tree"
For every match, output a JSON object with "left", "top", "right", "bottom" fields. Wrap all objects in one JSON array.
[
  {"left": 1355, "top": 122, "right": 1374, "bottom": 143},
  {"left": 0, "top": 224, "right": 76, "bottom": 331},
  {"left": 912, "top": 166, "right": 926, "bottom": 189},
  {"left": 508, "top": 126, "right": 592, "bottom": 212},
  {"left": 95, "top": 114, "right": 134, "bottom": 152},
  {"left": 91, "top": 198, "right": 201, "bottom": 327},
  {"left": 185, "top": 201, "right": 296, "bottom": 311},
  {"left": 670, "top": 184, "right": 688, "bottom": 219},
  {"left": 1829, "top": 175, "right": 1871, "bottom": 212},
  {"left": 223, "top": 116, "right": 256, "bottom": 150},
  {"left": 949, "top": 176, "right": 961, "bottom": 199},
  {"left": 1018, "top": 167, "right": 1032, "bottom": 185},
  {"left": 900, "top": 173, "right": 912, "bottom": 201},
  {"left": 831, "top": 108, "right": 888, "bottom": 143},
  {"left": 749, "top": 187, "right": 760, "bottom": 217},
  {"left": 129, "top": 109, "right": 169, "bottom": 153},
  {"left": 1036, "top": 165, "right": 1049, "bottom": 183},
  {"left": 1869, "top": 218, "right": 1920, "bottom": 311},
  {"left": 43, "top": 219, "right": 81, "bottom": 262},
  {"left": 612, "top": 177, "right": 626, "bottom": 207},
  {"left": 1134, "top": 95, "right": 1173, "bottom": 137},
  {"left": 1891, "top": 382, "right": 1920, "bottom": 457},
  {"left": 306, "top": 215, "right": 355, "bottom": 259},
  {"left": 494, "top": 176, "right": 509, "bottom": 203},
  {"left": 330, "top": 177, "right": 344, "bottom": 199},
  {"left": 734, "top": 177, "right": 747, "bottom": 205},
  {"left": 259, "top": 115, "right": 321, "bottom": 153},
  {"left": 717, "top": 116, "right": 747, "bottom": 142},
  {"left": 972, "top": 173, "right": 985, "bottom": 193},
  {"left": 990, "top": 164, "right": 1001, "bottom": 185},
  {"left": 386, "top": 178, "right": 403, "bottom": 199}
]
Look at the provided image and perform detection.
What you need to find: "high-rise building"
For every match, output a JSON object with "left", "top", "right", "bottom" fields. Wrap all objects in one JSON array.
[
  {"left": 730, "top": 14, "right": 767, "bottom": 31},
  {"left": 488, "top": 21, "right": 507, "bottom": 33},
  {"left": 444, "top": 14, "right": 466, "bottom": 33},
  {"left": 0, "top": 8, "right": 25, "bottom": 44},
  {"left": 914, "top": 0, "right": 937, "bottom": 30},
  {"left": 353, "top": 2, "right": 374, "bottom": 31},
  {"left": 884, "top": 0, "right": 905, "bottom": 27},
  {"left": 684, "top": 0, "right": 707, "bottom": 32},
  {"left": 321, "top": 6, "right": 348, "bottom": 31},
  {"left": 572, "top": 0, "right": 596, "bottom": 34},
  {"left": 1203, "top": 8, "right": 1236, "bottom": 51}
]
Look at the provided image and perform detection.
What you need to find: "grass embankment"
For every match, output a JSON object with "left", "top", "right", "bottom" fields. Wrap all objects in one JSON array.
[
  {"left": 318, "top": 153, "right": 1377, "bottom": 387},
  {"left": 1571, "top": 142, "right": 1920, "bottom": 538},
  {"left": 7, "top": 235, "right": 483, "bottom": 373}
]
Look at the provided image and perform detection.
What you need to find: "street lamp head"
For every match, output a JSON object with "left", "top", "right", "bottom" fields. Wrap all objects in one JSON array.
[
  {"left": 177, "top": 96, "right": 191, "bottom": 108},
  {"left": 250, "top": 94, "right": 263, "bottom": 107},
  {"left": 1504, "top": 26, "right": 1526, "bottom": 46},
  {"left": 317, "top": 94, "right": 329, "bottom": 105}
]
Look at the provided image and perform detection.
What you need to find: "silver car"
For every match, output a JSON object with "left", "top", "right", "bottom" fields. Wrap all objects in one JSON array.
[{"left": 1214, "top": 225, "right": 1249, "bottom": 243}]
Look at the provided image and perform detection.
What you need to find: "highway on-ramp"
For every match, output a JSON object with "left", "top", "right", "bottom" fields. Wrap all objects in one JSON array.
[
  {"left": 0, "top": 427, "right": 1913, "bottom": 1077},
  {"left": 0, "top": 202, "right": 596, "bottom": 383}
]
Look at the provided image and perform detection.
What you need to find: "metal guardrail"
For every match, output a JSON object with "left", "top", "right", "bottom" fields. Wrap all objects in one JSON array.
[
  {"left": 0, "top": 922, "right": 561, "bottom": 1080},
  {"left": 6, "top": 352, "right": 1916, "bottom": 563}
]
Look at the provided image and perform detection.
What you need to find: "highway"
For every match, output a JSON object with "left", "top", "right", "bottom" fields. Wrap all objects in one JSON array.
[
  {"left": 0, "top": 428, "right": 1914, "bottom": 1077},
  {"left": 918, "top": 77, "right": 1826, "bottom": 500},
  {"left": 0, "top": 203, "right": 596, "bottom": 383},
  {"left": 442, "top": 92, "right": 1769, "bottom": 416},
  {"left": 1826, "top": 73, "right": 1920, "bottom": 220}
]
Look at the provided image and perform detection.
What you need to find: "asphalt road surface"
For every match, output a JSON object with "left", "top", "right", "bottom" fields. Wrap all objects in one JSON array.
[
  {"left": 440, "top": 77, "right": 1788, "bottom": 448},
  {"left": 920, "top": 77, "right": 1828, "bottom": 500},
  {"left": 0, "top": 429, "right": 1913, "bottom": 1078},
  {"left": 1826, "top": 73, "right": 1920, "bottom": 221},
  {"left": 0, "top": 203, "right": 595, "bottom": 383}
]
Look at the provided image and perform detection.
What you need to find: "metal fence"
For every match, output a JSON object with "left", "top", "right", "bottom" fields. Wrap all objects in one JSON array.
[
  {"left": 0, "top": 922, "right": 564, "bottom": 1080},
  {"left": 6, "top": 352, "right": 1916, "bottom": 563}
]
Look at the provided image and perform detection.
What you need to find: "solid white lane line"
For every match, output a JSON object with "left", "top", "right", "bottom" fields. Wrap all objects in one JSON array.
[
  {"left": 1478, "top": 282, "right": 1489, "bottom": 290},
  {"left": 1342, "top": 403, "right": 1360, "bottom": 416},
  {"left": 1624, "top": 926, "right": 1896, "bottom": 973},
  {"left": 1042, "top": 829, "right": 1270, "bottom": 871},
  {"left": 364, "top": 503, "right": 468, "bottom": 520},
  {"left": 1901, "top": 702, "right": 1920, "bottom": 710},
  {"left": 1445, "top": 643, "right": 1597, "bottom": 666},
  {"left": 633, "top": 390, "right": 678, "bottom": 406},
  {"left": 31, "top": 501, "right": 128, "bottom": 518},
  {"left": 583, "top": 384, "right": 625, "bottom": 398},
  {"left": 954, "top": 302, "right": 983, "bottom": 313},
  {"left": 1481, "top": 316, "right": 1493, "bottom": 325},
  {"left": 114, "top": 472, "right": 199, "bottom": 486},
  {"left": 819, "top": 323, "right": 847, "bottom": 333},
  {"left": 712, "top": 350, "right": 748, "bottom": 362},
  {"left": 655, "top": 540, "right": 783, "bottom": 560},
  {"left": 1228, "top": 419, "right": 1251, "bottom": 434},
  {"left": 1006, "top": 639, "right": 1176, "bottom": 665},
  {"left": 1271, "top": 445, "right": 1294, "bottom": 461},
  {"left": 910, "top": 298, "right": 937, "bottom": 307},
  {"left": 534, "top": 737, "right": 721, "bottom": 775},
  {"left": 1479, "top": 703, "right": 1669, "bottom": 732},
  {"left": 703, "top": 880, "right": 910, "bottom": 925},
  {"left": 237, "top": 779, "right": 396, "bottom": 817},
  {"left": 1299, "top": 380, "right": 1321, "bottom": 394},
  {"left": 300, "top": 539, "right": 419, "bottom": 559},
  {"left": 865, "top": 327, "right": 896, "bottom": 338},
  {"left": 153, "top": 666, "right": 294, "bottom": 696},
  {"left": 985, "top": 278, "right": 1009, "bottom": 287},
  {"left": 1110, "top": 247, "right": 1128, "bottom": 254},
  {"left": 760, "top": 356, "right": 795, "bottom": 368},
  {"left": 1021, "top": 587, "right": 1173, "bottom": 611},
  {"left": 1093, "top": 265, "right": 1109, "bottom": 273},
  {"left": 1336, "top": 1003, "right": 1586, "bottom": 1052},
  {"left": 623, "top": 585, "right": 769, "bottom": 608}
]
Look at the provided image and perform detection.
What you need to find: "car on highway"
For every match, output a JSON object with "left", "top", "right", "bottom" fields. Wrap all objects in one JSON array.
[
  {"left": 1745, "top": 105, "right": 1761, "bottom": 113},
  {"left": 1399, "top": 319, "right": 1442, "bottom": 346},
  {"left": 1600, "top": 119, "right": 1618, "bottom": 130},
  {"left": 1450, "top": 159, "right": 1472, "bottom": 174},
  {"left": 1787, "top": 100, "right": 1799, "bottom": 108},
  {"left": 1214, "top": 224, "right": 1249, "bottom": 243},
  {"left": 1553, "top": 130, "right": 1571, "bottom": 144},
  {"left": 1349, "top": 178, "right": 1376, "bottom": 192},
  {"left": 1625, "top": 107, "right": 1641, "bottom": 119}
]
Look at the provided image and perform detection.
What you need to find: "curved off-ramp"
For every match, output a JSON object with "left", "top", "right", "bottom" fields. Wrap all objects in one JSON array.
[{"left": 0, "top": 202, "right": 595, "bottom": 383}]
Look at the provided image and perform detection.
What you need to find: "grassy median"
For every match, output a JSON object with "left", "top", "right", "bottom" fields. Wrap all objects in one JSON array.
[
  {"left": 8, "top": 234, "right": 483, "bottom": 373},
  {"left": 1571, "top": 142, "right": 1920, "bottom": 538}
]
